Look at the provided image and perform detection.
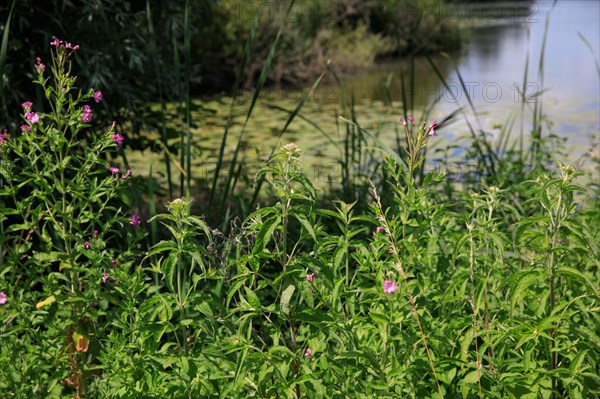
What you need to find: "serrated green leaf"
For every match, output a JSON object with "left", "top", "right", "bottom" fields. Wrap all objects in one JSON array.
[
  {"left": 244, "top": 286, "right": 261, "bottom": 310},
  {"left": 292, "top": 212, "right": 316, "bottom": 242},
  {"left": 462, "top": 370, "right": 480, "bottom": 384},
  {"left": 163, "top": 254, "right": 178, "bottom": 292},
  {"left": 147, "top": 240, "right": 178, "bottom": 257},
  {"left": 268, "top": 345, "right": 294, "bottom": 358},
  {"left": 253, "top": 215, "right": 281, "bottom": 254},
  {"left": 195, "top": 301, "right": 214, "bottom": 318},
  {"left": 369, "top": 312, "right": 389, "bottom": 324},
  {"left": 280, "top": 284, "right": 295, "bottom": 316},
  {"left": 227, "top": 278, "right": 247, "bottom": 308},
  {"left": 556, "top": 266, "right": 598, "bottom": 295},
  {"left": 511, "top": 271, "right": 541, "bottom": 310}
]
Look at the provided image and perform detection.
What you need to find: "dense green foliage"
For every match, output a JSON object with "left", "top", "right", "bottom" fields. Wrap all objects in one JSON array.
[{"left": 1, "top": 38, "right": 599, "bottom": 398}]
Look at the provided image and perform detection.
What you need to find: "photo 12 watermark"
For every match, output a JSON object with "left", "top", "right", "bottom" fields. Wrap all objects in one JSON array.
[{"left": 233, "top": 80, "right": 541, "bottom": 105}]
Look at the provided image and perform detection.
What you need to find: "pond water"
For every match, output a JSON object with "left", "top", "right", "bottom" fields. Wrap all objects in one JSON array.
[
  {"left": 336, "top": 0, "right": 600, "bottom": 158},
  {"left": 132, "top": 1, "right": 599, "bottom": 187}
]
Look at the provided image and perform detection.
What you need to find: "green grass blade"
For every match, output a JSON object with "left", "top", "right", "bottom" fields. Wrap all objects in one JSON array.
[
  {"left": 384, "top": 72, "right": 394, "bottom": 108},
  {"left": 220, "top": 0, "right": 297, "bottom": 210},
  {"left": 0, "top": 0, "right": 15, "bottom": 124},
  {"left": 326, "top": 61, "right": 348, "bottom": 115},
  {"left": 146, "top": 0, "right": 173, "bottom": 197},
  {"left": 425, "top": 53, "right": 492, "bottom": 176},
  {"left": 339, "top": 116, "right": 405, "bottom": 168},
  {"left": 148, "top": 163, "right": 158, "bottom": 247},
  {"left": 184, "top": 0, "right": 192, "bottom": 202},
  {"left": 399, "top": 54, "right": 408, "bottom": 121},
  {"left": 264, "top": 103, "right": 338, "bottom": 148},
  {"left": 409, "top": 54, "right": 415, "bottom": 114},
  {"left": 209, "top": 1, "right": 262, "bottom": 208},
  {"left": 578, "top": 32, "right": 600, "bottom": 78},
  {"left": 531, "top": 3, "right": 555, "bottom": 159},
  {"left": 520, "top": 26, "right": 530, "bottom": 157},
  {"left": 448, "top": 54, "right": 483, "bottom": 131}
]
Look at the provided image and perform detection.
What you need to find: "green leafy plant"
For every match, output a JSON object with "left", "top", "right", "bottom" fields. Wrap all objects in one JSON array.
[
  {"left": 1, "top": 30, "right": 599, "bottom": 399},
  {"left": 0, "top": 37, "right": 143, "bottom": 397}
]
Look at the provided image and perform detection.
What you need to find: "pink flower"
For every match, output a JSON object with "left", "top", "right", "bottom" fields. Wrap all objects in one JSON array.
[
  {"left": 25, "top": 111, "right": 39, "bottom": 124},
  {"left": 109, "top": 167, "right": 119, "bottom": 174},
  {"left": 400, "top": 117, "right": 406, "bottom": 126},
  {"left": 51, "top": 37, "right": 79, "bottom": 51},
  {"left": 112, "top": 120, "right": 117, "bottom": 128},
  {"left": 81, "top": 105, "right": 93, "bottom": 123},
  {"left": 21, "top": 101, "right": 32, "bottom": 110},
  {"left": 376, "top": 226, "right": 382, "bottom": 234},
  {"left": 94, "top": 229, "right": 99, "bottom": 236},
  {"left": 36, "top": 57, "right": 45, "bottom": 73},
  {"left": 0, "top": 129, "right": 6, "bottom": 144},
  {"left": 111, "top": 259, "right": 117, "bottom": 266},
  {"left": 408, "top": 116, "right": 415, "bottom": 125},
  {"left": 93, "top": 91, "right": 103, "bottom": 103},
  {"left": 102, "top": 269, "right": 109, "bottom": 283},
  {"left": 112, "top": 133, "right": 124, "bottom": 147},
  {"left": 0, "top": 292, "right": 6, "bottom": 305},
  {"left": 428, "top": 120, "right": 438, "bottom": 136},
  {"left": 121, "top": 169, "right": 132, "bottom": 180},
  {"left": 305, "top": 273, "right": 314, "bottom": 282},
  {"left": 304, "top": 348, "right": 312, "bottom": 357},
  {"left": 383, "top": 280, "right": 397, "bottom": 294},
  {"left": 130, "top": 213, "right": 141, "bottom": 227},
  {"left": 84, "top": 241, "right": 90, "bottom": 249},
  {"left": 20, "top": 124, "right": 31, "bottom": 132}
]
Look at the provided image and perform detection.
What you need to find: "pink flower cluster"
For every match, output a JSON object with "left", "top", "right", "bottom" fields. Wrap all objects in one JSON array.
[
  {"left": 427, "top": 120, "right": 438, "bottom": 136},
  {"left": 400, "top": 115, "right": 416, "bottom": 126},
  {"left": 399, "top": 116, "right": 438, "bottom": 136},
  {"left": 0, "top": 291, "right": 6, "bottom": 305},
  {"left": 79, "top": 91, "right": 102, "bottom": 123},
  {"left": 35, "top": 57, "right": 45, "bottom": 73},
  {"left": 112, "top": 133, "right": 124, "bottom": 147},
  {"left": 21, "top": 101, "right": 40, "bottom": 131},
  {"left": 50, "top": 36, "right": 79, "bottom": 51},
  {"left": 108, "top": 167, "right": 132, "bottom": 180},
  {"left": 81, "top": 105, "right": 93, "bottom": 123},
  {"left": 82, "top": 232, "right": 119, "bottom": 285}
]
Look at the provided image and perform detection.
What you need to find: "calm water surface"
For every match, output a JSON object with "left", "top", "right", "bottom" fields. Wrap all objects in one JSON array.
[
  {"left": 341, "top": 0, "right": 600, "bottom": 156},
  {"left": 134, "top": 1, "right": 600, "bottom": 184}
]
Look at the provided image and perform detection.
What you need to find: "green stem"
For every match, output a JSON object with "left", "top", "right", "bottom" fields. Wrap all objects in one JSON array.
[
  {"left": 372, "top": 186, "right": 444, "bottom": 399},
  {"left": 547, "top": 185, "right": 564, "bottom": 399},
  {"left": 468, "top": 225, "right": 484, "bottom": 399},
  {"left": 289, "top": 318, "right": 300, "bottom": 398}
]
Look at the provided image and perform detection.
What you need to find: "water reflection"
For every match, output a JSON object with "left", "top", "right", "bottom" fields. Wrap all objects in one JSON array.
[
  {"left": 155, "top": 1, "right": 599, "bottom": 181},
  {"left": 334, "top": 0, "right": 599, "bottom": 152}
]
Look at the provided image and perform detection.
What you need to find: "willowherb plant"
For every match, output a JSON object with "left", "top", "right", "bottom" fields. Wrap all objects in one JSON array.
[
  {"left": 1, "top": 31, "right": 599, "bottom": 399},
  {"left": 0, "top": 37, "right": 143, "bottom": 397}
]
